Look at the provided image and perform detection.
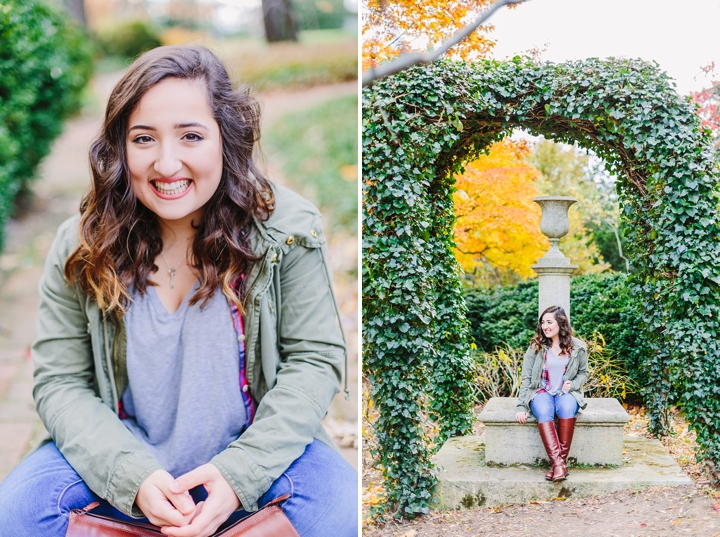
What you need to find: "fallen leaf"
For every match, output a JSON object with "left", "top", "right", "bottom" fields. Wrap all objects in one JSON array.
[
  {"left": 668, "top": 505, "right": 678, "bottom": 509},
  {"left": 713, "top": 504, "right": 720, "bottom": 511},
  {"left": 640, "top": 523, "right": 647, "bottom": 527},
  {"left": 402, "top": 531, "right": 417, "bottom": 537}
]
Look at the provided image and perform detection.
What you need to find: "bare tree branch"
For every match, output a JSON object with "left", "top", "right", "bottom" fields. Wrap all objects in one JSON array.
[
  {"left": 604, "top": 218, "right": 630, "bottom": 272},
  {"left": 362, "top": 0, "right": 527, "bottom": 87}
]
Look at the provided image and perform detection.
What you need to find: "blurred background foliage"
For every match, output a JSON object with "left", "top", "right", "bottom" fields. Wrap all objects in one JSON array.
[
  {"left": 0, "top": 0, "right": 358, "bottom": 254},
  {"left": 264, "top": 94, "right": 358, "bottom": 236},
  {"left": 0, "top": 0, "right": 93, "bottom": 249}
]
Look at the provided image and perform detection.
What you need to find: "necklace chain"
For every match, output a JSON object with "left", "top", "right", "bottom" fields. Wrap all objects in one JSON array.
[{"left": 160, "top": 251, "right": 183, "bottom": 290}]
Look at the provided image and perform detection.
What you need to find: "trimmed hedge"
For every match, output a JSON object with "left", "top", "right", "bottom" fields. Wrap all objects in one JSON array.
[
  {"left": 0, "top": 0, "right": 93, "bottom": 248},
  {"left": 465, "top": 272, "right": 649, "bottom": 392},
  {"left": 95, "top": 19, "right": 161, "bottom": 60}
]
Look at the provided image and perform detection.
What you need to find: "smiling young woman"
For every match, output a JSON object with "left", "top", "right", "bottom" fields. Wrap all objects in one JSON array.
[
  {"left": 0, "top": 46, "right": 357, "bottom": 537},
  {"left": 515, "top": 305, "right": 588, "bottom": 482}
]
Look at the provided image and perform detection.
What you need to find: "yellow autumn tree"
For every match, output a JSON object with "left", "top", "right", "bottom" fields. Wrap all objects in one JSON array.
[
  {"left": 453, "top": 139, "right": 548, "bottom": 286},
  {"left": 362, "top": 0, "right": 496, "bottom": 70}
]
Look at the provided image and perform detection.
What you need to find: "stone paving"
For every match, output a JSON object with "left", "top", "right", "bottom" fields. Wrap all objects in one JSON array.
[{"left": 0, "top": 73, "right": 358, "bottom": 483}]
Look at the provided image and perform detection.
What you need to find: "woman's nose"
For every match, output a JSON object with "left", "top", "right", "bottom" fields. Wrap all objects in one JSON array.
[{"left": 153, "top": 143, "right": 182, "bottom": 177}]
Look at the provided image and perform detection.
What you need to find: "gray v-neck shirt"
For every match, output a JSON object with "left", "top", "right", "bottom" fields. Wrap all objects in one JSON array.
[
  {"left": 121, "top": 283, "right": 246, "bottom": 478},
  {"left": 543, "top": 348, "right": 570, "bottom": 396}
]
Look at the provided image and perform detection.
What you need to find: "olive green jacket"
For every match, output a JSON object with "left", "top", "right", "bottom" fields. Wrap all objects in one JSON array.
[
  {"left": 515, "top": 336, "right": 588, "bottom": 414},
  {"left": 32, "top": 184, "right": 346, "bottom": 517}
]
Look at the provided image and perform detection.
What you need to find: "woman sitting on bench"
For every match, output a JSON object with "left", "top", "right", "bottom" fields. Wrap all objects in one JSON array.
[{"left": 514, "top": 305, "right": 588, "bottom": 482}]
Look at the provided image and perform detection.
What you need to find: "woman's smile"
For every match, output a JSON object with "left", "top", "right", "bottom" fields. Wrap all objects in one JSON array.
[
  {"left": 150, "top": 178, "right": 194, "bottom": 199},
  {"left": 126, "top": 77, "right": 224, "bottom": 226}
]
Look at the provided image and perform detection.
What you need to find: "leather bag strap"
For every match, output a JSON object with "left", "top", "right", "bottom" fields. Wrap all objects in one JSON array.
[{"left": 66, "top": 494, "right": 297, "bottom": 537}]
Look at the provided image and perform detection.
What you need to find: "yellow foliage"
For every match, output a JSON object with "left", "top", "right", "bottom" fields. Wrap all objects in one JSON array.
[
  {"left": 160, "top": 27, "right": 210, "bottom": 47},
  {"left": 453, "top": 140, "right": 548, "bottom": 278},
  {"left": 362, "top": 0, "right": 496, "bottom": 70}
]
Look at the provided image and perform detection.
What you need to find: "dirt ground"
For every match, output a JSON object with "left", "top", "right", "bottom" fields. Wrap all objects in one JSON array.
[
  {"left": 363, "top": 485, "right": 720, "bottom": 537},
  {"left": 362, "top": 404, "right": 720, "bottom": 537}
]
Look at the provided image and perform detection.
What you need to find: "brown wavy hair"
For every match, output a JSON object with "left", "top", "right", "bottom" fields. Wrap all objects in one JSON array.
[
  {"left": 65, "top": 45, "right": 274, "bottom": 314},
  {"left": 531, "top": 305, "right": 574, "bottom": 355}
]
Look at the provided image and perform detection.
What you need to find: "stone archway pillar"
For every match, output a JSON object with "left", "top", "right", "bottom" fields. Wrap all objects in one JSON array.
[{"left": 531, "top": 197, "right": 578, "bottom": 320}]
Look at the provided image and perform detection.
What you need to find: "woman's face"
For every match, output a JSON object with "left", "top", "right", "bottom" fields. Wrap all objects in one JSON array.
[
  {"left": 541, "top": 312, "right": 560, "bottom": 340},
  {"left": 126, "top": 77, "right": 223, "bottom": 227}
]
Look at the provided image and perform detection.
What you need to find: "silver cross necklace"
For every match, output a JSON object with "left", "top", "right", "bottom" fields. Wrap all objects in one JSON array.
[{"left": 159, "top": 251, "right": 184, "bottom": 290}]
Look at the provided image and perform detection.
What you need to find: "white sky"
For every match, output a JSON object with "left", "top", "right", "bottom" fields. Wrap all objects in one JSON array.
[{"left": 488, "top": 0, "right": 720, "bottom": 95}]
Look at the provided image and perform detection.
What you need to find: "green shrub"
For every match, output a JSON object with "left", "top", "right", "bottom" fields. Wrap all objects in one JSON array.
[
  {"left": 95, "top": 19, "right": 161, "bottom": 60},
  {"left": 471, "top": 334, "right": 640, "bottom": 404},
  {"left": 465, "top": 272, "right": 650, "bottom": 392},
  {"left": 465, "top": 280, "right": 538, "bottom": 351},
  {"left": 0, "top": 0, "right": 93, "bottom": 248},
  {"left": 570, "top": 273, "right": 649, "bottom": 391}
]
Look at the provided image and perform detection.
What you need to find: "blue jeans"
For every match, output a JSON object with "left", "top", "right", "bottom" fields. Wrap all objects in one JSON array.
[
  {"left": 529, "top": 391, "right": 579, "bottom": 423},
  {"left": 0, "top": 439, "right": 357, "bottom": 537}
]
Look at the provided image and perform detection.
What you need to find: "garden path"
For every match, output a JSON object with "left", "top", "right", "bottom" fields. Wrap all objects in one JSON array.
[{"left": 0, "top": 71, "right": 358, "bottom": 483}]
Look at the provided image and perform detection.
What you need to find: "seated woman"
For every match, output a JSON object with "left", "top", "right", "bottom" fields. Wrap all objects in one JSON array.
[
  {"left": 514, "top": 305, "right": 588, "bottom": 481},
  {"left": 0, "top": 45, "right": 357, "bottom": 537}
]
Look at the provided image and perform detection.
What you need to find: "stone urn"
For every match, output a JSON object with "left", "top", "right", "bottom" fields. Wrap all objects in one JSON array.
[
  {"left": 531, "top": 196, "right": 578, "bottom": 318},
  {"left": 534, "top": 196, "right": 576, "bottom": 265}
]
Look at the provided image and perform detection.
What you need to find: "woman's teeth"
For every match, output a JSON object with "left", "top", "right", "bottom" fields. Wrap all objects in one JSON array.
[{"left": 153, "top": 180, "right": 190, "bottom": 195}]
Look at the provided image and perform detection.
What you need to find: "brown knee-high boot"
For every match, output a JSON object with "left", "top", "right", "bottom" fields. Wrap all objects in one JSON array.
[
  {"left": 538, "top": 421, "right": 567, "bottom": 481},
  {"left": 544, "top": 417, "right": 577, "bottom": 480},
  {"left": 558, "top": 417, "right": 576, "bottom": 464}
]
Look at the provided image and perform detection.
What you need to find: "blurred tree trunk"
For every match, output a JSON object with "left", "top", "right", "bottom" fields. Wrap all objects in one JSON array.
[
  {"left": 262, "top": 0, "right": 298, "bottom": 42},
  {"left": 63, "top": 0, "right": 87, "bottom": 26}
]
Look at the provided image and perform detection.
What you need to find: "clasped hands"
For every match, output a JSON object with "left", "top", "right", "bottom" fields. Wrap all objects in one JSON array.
[{"left": 135, "top": 463, "right": 240, "bottom": 537}]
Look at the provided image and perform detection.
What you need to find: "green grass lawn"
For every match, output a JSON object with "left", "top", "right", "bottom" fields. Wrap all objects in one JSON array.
[
  {"left": 264, "top": 94, "right": 357, "bottom": 235},
  {"left": 216, "top": 30, "right": 357, "bottom": 91},
  {"left": 96, "top": 29, "right": 357, "bottom": 92}
]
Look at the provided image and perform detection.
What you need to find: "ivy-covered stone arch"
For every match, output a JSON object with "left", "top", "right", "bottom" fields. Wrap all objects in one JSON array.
[{"left": 362, "top": 58, "right": 720, "bottom": 515}]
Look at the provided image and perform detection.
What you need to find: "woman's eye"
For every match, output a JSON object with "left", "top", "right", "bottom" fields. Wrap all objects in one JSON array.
[
  {"left": 132, "top": 135, "right": 154, "bottom": 144},
  {"left": 183, "top": 132, "right": 204, "bottom": 142}
]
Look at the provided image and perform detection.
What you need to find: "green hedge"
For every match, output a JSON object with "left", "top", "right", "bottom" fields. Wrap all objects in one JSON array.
[
  {"left": 95, "top": 19, "right": 161, "bottom": 60},
  {"left": 465, "top": 272, "right": 650, "bottom": 392},
  {"left": 0, "top": 0, "right": 93, "bottom": 248}
]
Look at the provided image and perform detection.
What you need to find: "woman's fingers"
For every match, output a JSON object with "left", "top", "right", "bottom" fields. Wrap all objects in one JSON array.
[
  {"left": 147, "top": 499, "right": 194, "bottom": 528},
  {"left": 137, "top": 470, "right": 195, "bottom": 527},
  {"left": 169, "top": 465, "right": 215, "bottom": 495},
  {"left": 165, "top": 487, "right": 196, "bottom": 517},
  {"left": 161, "top": 500, "right": 223, "bottom": 537},
  {"left": 162, "top": 465, "right": 241, "bottom": 537}
]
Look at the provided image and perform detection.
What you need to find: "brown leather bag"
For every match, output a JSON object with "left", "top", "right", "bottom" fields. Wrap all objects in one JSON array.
[{"left": 66, "top": 494, "right": 300, "bottom": 537}]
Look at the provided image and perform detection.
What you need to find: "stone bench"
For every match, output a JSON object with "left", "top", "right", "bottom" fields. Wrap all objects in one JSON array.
[{"left": 477, "top": 397, "right": 629, "bottom": 466}]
